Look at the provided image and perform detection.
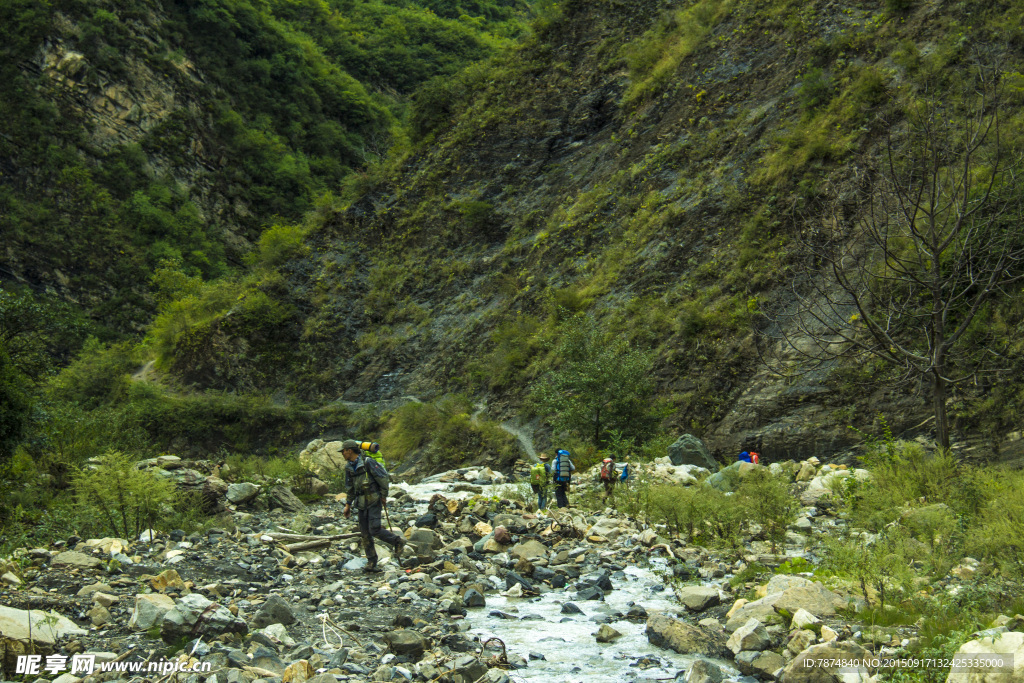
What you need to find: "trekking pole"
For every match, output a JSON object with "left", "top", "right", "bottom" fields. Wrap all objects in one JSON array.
[{"left": 382, "top": 501, "right": 393, "bottom": 530}]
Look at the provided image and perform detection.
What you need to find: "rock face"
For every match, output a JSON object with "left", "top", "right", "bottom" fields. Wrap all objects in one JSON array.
[
  {"left": 161, "top": 594, "right": 248, "bottom": 644},
  {"left": 945, "top": 631, "right": 1024, "bottom": 682},
  {"left": 668, "top": 435, "right": 718, "bottom": 470},
  {"left": 646, "top": 613, "right": 729, "bottom": 657}
]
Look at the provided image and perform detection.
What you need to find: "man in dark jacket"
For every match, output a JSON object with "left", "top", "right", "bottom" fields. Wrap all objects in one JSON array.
[{"left": 341, "top": 439, "right": 405, "bottom": 572}]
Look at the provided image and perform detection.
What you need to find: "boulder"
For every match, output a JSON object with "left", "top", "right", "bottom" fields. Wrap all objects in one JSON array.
[
  {"left": 668, "top": 435, "right": 718, "bottom": 470},
  {"left": 677, "top": 585, "right": 721, "bottom": 612},
  {"left": 686, "top": 659, "right": 725, "bottom": 683},
  {"left": 735, "top": 649, "right": 786, "bottom": 679},
  {"left": 779, "top": 641, "right": 874, "bottom": 682},
  {"left": 945, "top": 631, "right": 1023, "bottom": 682},
  {"left": 226, "top": 483, "right": 260, "bottom": 504},
  {"left": 51, "top": 551, "right": 102, "bottom": 569},
  {"left": 510, "top": 539, "right": 548, "bottom": 562},
  {"left": 298, "top": 440, "right": 347, "bottom": 476},
  {"left": 795, "top": 461, "right": 817, "bottom": 482},
  {"left": 0, "top": 605, "right": 87, "bottom": 671},
  {"left": 251, "top": 594, "right": 296, "bottom": 629},
  {"left": 706, "top": 461, "right": 763, "bottom": 493},
  {"left": 267, "top": 486, "right": 306, "bottom": 513},
  {"left": 129, "top": 593, "right": 177, "bottom": 631},
  {"left": 594, "top": 624, "right": 623, "bottom": 643},
  {"left": 727, "top": 618, "right": 771, "bottom": 654},
  {"left": 646, "top": 613, "right": 730, "bottom": 657},
  {"left": 161, "top": 594, "right": 248, "bottom": 644},
  {"left": 384, "top": 630, "right": 428, "bottom": 659},
  {"left": 282, "top": 659, "right": 314, "bottom": 683},
  {"left": 726, "top": 578, "right": 845, "bottom": 632},
  {"left": 149, "top": 569, "right": 187, "bottom": 593}
]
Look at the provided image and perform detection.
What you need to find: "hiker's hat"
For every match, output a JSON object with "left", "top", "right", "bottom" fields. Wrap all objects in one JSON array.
[
  {"left": 539, "top": 453, "right": 549, "bottom": 460},
  {"left": 602, "top": 457, "right": 613, "bottom": 463},
  {"left": 342, "top": 439, "right": 361, "bottom": 450}
]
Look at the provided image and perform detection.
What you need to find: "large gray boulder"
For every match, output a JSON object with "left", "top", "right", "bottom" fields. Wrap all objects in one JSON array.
[
  {"left": 267, "top": 485, "right": 306, "bottom": 512},
  {"left": 161, "top": 594, "right": 247, "bottom": 644},
  {"left": 646, "top": 613, "right": 729, "bottom": 658},
  {"left": 250, "top": 593, "right": 296, "bottom": 629},
  {"left": 668, "top": 435, "right": 718, "bottom": 470}
]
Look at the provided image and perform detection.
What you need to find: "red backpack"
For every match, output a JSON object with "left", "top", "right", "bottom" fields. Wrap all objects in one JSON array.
[{"left": 600, "top": 459, "right": 614, "bottom": 481}]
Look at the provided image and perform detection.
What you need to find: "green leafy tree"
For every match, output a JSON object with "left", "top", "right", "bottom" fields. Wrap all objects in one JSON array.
[{"left": 531, "top": 314, "right": 662, "bottom": 446}]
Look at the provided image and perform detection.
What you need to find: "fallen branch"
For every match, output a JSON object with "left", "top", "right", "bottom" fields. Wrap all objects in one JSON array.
[{"left": 648, "top": 543, "right": 676, "bottom": 559}]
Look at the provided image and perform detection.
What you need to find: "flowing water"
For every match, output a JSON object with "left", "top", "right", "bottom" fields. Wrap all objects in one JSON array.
[
  {"left": 394, "top": 478, "right": 749, "bottom": 682},
  {"left": 464, "top": 560, "right": 741, "bottom": 682}
]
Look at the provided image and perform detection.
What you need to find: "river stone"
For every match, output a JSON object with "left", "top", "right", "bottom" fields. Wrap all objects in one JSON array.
[
  {"left": 677, "top": 585, "right": 721, "bottom": 612},
  {"left": 686, "top": 659, "right": 725, "bottom": 683},
  {"left": 561, "top": 602, "right": 583, "bottom": 614},
  {"left": 129, "top": 593, "right": 176, "bottom": 631},
  {"left": 795, "top": 461, "right": 817, "bottom": 482},
  {"left": 668, "top": 434, "right": 718, "bottom": 469},
  {"left": 282, "top": 659, "right": 314, "bottom": 683},
  {"left": 511, "top": 539, "right": 547, "bottom": 561},
  {"left": 52, "top": 551, "right": 102, "bottom": 569},
  {"left": 735, "top": 649, "right": 786, "bottom": 678},
  {"left": 161, "top": 594, "right": 248, "bottom": 644},
  {"left": 150, "top": 569, "right": 187, "bottom": 592},
  {"left": 576, "top": 587, "right": 604, "bottom": 601},
  {"left": 646, "top": 613, "right": 729, "bottom": 657},
  {"left": 594, "top": 624, "right": 622, "bottom": 643},
  {"left": 505, "top": 571, "right": 533, "bottom": 592},
  {"left": 267, "top": 485, "right": 306, "bottom": 512},
  {"left": 779, "top": 641, "right": 874, "bottom": 682},
  {"left": 251, "top": 594, "right": 297, "bottom": 628},
  {"left": 463, "top": 589, "right": 486, "bottom": 608},
  {"left": 384, "top": 630, "right": 428, "bottom": 659},
  {"left": 727, "top": 618, "right": 770, "bottom": 654},
  {"left": 226, "top": 483, "right": 260, "bottom": 504},
  {"left": 945, "top": 631, "right": 1024, "bottom": 682},
  {"left": 787, "top": 629, "right": 817, "bottom": 655},
  {"left": 451, "top": 656, "right": 488, "bottom": 683},
  {"left": 791, "top": 608, "right": 822, "bottom": 632},
  {"left": 482, "top": 538, "right": 507, "bottom": 554},
  {"left": 493, "top": 525, "right": 512, "bottom": 545}
]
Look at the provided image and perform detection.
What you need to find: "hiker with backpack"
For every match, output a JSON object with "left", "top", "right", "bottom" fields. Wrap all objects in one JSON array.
[
  {"left": 341, "top": 439, "right": 406, "bottom": 573},
  {"left": 599, "top": 457, "right": 616, "bottom": 501},
  {"left": 552, "top": 449, "right": 575, "bottom": 508},
  {"left": 530, "top": 453, "right": 551, "bottom": 510}
]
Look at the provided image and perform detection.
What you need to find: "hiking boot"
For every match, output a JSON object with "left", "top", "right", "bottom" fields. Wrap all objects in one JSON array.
[
  {"left": 393, "top": 536, "right": 407, "bottom": 556},
  {"left": 363, "top": 562, "right": 382, "bottom": 574}
]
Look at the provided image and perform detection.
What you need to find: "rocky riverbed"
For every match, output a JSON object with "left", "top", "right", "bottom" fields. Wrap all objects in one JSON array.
[{"left": 2, "top": 453, "right": 1022, "bottom": 683}]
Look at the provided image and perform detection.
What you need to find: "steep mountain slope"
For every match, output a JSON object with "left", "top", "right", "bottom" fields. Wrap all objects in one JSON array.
[
  {"left": 155, "top": 0, "right": 1024, "bottom": 462},
  {"left": 0, "top": 0, "right": 528, "bottom": 330}
]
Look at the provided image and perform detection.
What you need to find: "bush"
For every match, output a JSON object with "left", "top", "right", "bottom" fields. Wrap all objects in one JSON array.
[
  {"left": 74, "top": 450, "right": 177, "bottom": 539},
  {"left": 739, "top": 468, "right": 797, "bottom": 552}
]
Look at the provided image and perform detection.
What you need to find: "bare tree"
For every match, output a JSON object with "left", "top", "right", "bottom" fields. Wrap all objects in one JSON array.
[{"left": 759, "top": 66, "right": 1024, "bottom": 449}]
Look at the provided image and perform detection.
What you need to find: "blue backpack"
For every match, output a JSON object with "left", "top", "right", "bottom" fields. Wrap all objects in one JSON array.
[{"left": 554, "top": 452, "right": 572, "bottom": 483}]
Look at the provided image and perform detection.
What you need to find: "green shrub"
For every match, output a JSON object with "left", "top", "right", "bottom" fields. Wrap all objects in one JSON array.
[
  {"left": 965, "top": 468, "right": 1024, "bottom": 574},
  {"left": 739, "top": 468, "right": 797, "bottom": 552},
  {"left": 74, "top": 450, "right": 177, "bottom": 539}
]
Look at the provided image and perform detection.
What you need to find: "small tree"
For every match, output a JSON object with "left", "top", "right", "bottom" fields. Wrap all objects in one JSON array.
[
  {"left": 759, "top": 64, "right": 1024, "bottom": 448},
  {"left": 74, "top": 450, "right": 177, "bottom": 539},
  {"left": 530, "top": 314, "right": 662, "bottom": 446},
  {"left": 739, "top": 468, "right": 797, "bottom": 553}
]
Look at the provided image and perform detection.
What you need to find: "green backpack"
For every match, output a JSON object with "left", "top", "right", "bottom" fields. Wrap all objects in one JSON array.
[{"left": 530, "top": 462, "right": 547, "bottom": 485}]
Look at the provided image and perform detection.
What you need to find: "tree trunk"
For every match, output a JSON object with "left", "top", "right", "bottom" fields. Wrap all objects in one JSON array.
[{"left": 933, "top": 368, "right": 950, "bottom": 449}]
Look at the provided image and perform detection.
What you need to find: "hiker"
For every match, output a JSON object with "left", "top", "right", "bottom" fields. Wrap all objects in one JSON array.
[
  {"left": 738, "top": 450, "right": 761, "bottom": 464},
  {"left": 341, "top": 439, "right": 405, "bottom": 572},
  {"left": 599, "top": 457, "right": 616, "bottom": 501},
  {"left": 530, "top": 453, "right": 551, "bottom": 510},
  {"left": 552, "top": 449, "right": 575, "bottom": 508},
  {"left": 619, "top": 456, "right": 630, "bottom": 488}
]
